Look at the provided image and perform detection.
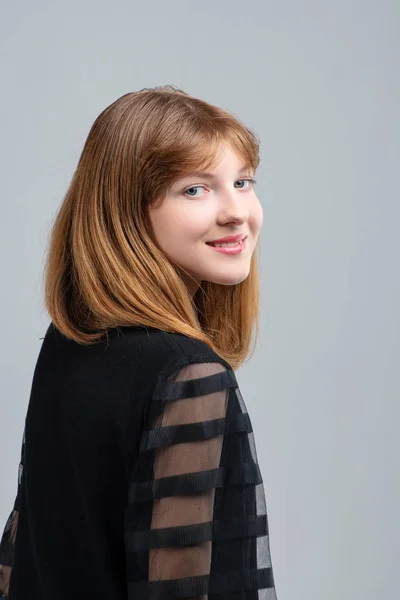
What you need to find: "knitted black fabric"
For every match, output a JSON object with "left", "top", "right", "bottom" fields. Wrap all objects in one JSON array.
[{"left": 0, "top": 323, "right": 277, "bottom": 599}]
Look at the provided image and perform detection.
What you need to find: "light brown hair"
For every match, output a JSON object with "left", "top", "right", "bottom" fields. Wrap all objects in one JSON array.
[{"left": 44, "top": 85, "right": 262, "bottom": 370}]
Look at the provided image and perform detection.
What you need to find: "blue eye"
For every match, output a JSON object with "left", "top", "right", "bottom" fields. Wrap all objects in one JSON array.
[
  {"left": 183, "top": 178, "right": 256, "bottom": 198},
  {"left": 184, "top": 186, "right": 204, "bottom": 198},
  {"left": 236, "top": 178, "right": 257, "bottom": 189}
]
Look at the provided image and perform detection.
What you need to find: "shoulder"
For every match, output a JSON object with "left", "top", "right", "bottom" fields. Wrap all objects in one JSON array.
[
  {"left": 114, "top": 326, "right": 233, "bottom": 375},
  {"left": 44, "top": 322, "right": 233, "bottom": 385},
  {"left": 106, "top": 328, "right": 237, "bottom": 443}
]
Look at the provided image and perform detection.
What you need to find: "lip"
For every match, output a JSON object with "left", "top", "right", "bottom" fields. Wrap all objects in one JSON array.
[
  {"left": 207, "top": 237, "right": 246, "bottom": 255},
  {"left": 207, "top": 233, "right": 247, "bottom": 244}
]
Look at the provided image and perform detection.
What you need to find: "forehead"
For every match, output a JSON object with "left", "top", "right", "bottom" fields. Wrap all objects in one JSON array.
[{"left": 177, "top": 163, "right": 252, "bottom": 180}]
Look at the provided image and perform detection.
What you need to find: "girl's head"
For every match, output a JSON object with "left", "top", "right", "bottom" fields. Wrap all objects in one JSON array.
[{"left": 44, "top": 85, "right": 263, "bottom": 369}]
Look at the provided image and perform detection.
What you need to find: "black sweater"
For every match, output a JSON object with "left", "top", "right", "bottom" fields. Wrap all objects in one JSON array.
[{"left": 0, "top": 322, "right": 277, "bottom": 599}]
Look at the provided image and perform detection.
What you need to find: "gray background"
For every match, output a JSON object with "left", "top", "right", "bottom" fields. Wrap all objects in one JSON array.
[{"left": 1, "top": 1, "right": 399, "bottom": 598}]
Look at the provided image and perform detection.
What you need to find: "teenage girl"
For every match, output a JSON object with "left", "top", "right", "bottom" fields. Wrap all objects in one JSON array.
[{"left": 0, "top": 85, "right": 278, "bottom": 599}]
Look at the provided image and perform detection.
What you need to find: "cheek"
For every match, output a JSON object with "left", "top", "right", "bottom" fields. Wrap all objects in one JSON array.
[
  {"left": 149, "top": 207, "right": 207, "bottom": 249},
  {"left": 166, "top": 207, "right": 211, "bottom": 240},
  {"left": 250, "top": 199, "right": 263, "bottom": 233}
]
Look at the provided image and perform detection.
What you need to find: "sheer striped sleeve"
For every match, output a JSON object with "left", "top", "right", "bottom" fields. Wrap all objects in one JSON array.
[
  {"left": 0, "top": 428, "right": 25, "bottom": 599},
  {"left": 125, "top": 358, "right": 278, "bottom": 599}
]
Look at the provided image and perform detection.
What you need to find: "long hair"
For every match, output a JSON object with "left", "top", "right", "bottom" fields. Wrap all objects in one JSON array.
[{"left": 43, "top": 85, "right": 262, "bottom": 371}]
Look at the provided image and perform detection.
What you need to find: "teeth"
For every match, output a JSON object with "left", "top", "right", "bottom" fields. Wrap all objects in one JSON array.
[{"left": 212, "top": 240, "right": 244, "bottom": 248}]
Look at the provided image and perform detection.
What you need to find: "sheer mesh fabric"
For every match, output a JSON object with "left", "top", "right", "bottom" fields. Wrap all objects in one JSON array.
[
  {"left": 0, "top": 429, "right": 24, "bottom": 599},
  {"left": 125, "top": 359, "right": 277, "bottom": 599}
]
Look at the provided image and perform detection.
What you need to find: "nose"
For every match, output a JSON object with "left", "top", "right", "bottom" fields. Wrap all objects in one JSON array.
[{"left": 218, "top": 188, "right": 250, "bottom": 225}]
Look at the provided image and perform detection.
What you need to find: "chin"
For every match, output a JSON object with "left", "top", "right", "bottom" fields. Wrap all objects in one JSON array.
[{"left": 204, "top": 271, "right": 250, "bottom": 286}]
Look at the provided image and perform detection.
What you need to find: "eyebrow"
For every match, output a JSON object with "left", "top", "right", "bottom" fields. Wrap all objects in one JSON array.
[{"left": 178, "top": 165, "right": 253, "bottom": 181}]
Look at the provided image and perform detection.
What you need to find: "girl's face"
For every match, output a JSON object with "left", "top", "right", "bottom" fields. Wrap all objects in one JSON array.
[{"left": 148, "top": 143, "right": 263, "bottom": 296}]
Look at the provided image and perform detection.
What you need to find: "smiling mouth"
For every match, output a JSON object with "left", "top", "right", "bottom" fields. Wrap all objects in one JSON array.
[{"left": 207, "top": 236, "right": 247, "bottom": 247}]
